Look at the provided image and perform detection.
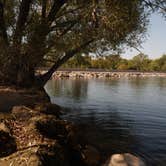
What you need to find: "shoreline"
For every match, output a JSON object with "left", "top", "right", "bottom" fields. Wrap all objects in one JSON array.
[
  {"left": 37, "top": 70, "right": 166, "bottom": 78},
  {"left": 0, "top": 87, "right": 103, "bottom": 165},
  {"left": 0, "top": 86, "right": 146, "bottom": 166}
]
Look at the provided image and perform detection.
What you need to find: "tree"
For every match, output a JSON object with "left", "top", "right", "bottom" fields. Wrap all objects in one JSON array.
[
  {"left": 117, "top": 59, "right": 130, "bottom": 70},
  {"left": 129, "top": 53, "right": 151, "bottom": 71},
  {"left": 62, "top": 54, "right": 91, "bottom": 69},
  {"left": 150, "top": 54, "right": 166, "bottom": 71},
  {"left": 0, "top": 0, "right": 165, "bottom": 87},
  {"left": 105, "top": 54, "right": 121, "bottom": 70}
]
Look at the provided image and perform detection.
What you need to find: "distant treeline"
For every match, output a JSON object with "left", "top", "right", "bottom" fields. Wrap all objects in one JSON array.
[{"left": 58, "top": 54, "right": 166, "bottom": 72}]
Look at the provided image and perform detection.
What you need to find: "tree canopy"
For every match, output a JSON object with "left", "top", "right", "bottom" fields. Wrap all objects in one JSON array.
[
  {"left": 60, "top": 54, "right": 166, "bottom": 72},
  {"left": 0, "top": 0, "right": 165, "bottom": 87}
]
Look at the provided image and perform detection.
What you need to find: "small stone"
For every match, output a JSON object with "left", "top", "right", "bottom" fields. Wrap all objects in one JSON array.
[
  {"left": 109, "top": 154, "right": 127, "bottom": 166},
  {"left": 103, "top": 153, "right": 146, "bottom": 166},
  {"left": 0, "top": 122, "right": 10, "bottom": 133}
]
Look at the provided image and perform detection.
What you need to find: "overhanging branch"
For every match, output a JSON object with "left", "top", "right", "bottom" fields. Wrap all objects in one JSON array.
[{"left": 39, "top": 39, "right": 94, "bottom": 85}]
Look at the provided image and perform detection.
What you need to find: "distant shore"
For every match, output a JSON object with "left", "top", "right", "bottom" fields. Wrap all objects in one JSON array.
[{"left": 37, "top": 69, "right": 166, "bottom": 78}]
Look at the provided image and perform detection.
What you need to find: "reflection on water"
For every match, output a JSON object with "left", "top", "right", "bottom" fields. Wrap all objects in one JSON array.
[
  {"left": 46, "top": 78, "right": 88, "bottom": 101},
  {"left": 45, "top": 77, "right": 166, "bottom": 165}
]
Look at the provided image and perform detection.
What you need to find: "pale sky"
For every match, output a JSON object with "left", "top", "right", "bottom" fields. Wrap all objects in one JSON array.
[{"left": 122, "top": 13, "right": 166, "bottom": 59}]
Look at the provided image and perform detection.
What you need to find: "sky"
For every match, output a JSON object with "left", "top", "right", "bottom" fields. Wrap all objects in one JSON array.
[{"left": 122, "top": 13, "right": 166, "bottom": 59}]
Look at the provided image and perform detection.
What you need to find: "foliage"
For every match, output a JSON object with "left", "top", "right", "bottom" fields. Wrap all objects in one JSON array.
[
  {"left": 128, "top": 53, "right": 151, "bottom": 71},
  {"left": 61, "top": 54, "right": 166, "bottom": 72},
  {"left": 0, "top": 0, "right": 165, "bottom": 86},
  {"left": 62, "top": 53, "right": 91, "bottom": 68}
]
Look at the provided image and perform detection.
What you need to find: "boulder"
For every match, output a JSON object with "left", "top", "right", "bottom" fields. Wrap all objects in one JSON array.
[
  {"left": 81, "top": 145, "right": 101, "bottom": 166},
  {"left": 35, "top": 116, "right": 68, "bottom": 140},
  {"left": 34, "top": 103, "right": 63, "bottom": 118},
  {"left": 103, "top": 153, "right": 146, "bottom": 166},
  {"left": 66, "top": 123, "right": 80, "bottom": 147},
  {"left": 0, "top": 122, "right": 16, "bottom": 157}
]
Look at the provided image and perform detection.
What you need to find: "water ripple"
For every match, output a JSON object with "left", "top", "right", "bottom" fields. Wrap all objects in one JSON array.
[{"left": 45, "top": 77, "right": 166, "bottom": 165}]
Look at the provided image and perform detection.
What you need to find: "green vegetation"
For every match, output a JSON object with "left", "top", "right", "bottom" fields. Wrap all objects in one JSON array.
[
  {"left": 60, "top": 54, "right": 166, "bottom": 72},
  {"left": 0, "top": 0, "right": 165, "bottom": 87}
]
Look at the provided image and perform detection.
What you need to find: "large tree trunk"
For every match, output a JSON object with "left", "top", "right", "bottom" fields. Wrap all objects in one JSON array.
[
  {"left": 16, "top": 66, "right": 35, "bottom": 87},
  {"left": 0, "top": 38, "right": 93, "bottom": 88},
  {"left": 4, "top": 66, "right": 35, "bottom": 88},
  {"left": 1, "top": 52, "right": 36, "bottom": 88}
]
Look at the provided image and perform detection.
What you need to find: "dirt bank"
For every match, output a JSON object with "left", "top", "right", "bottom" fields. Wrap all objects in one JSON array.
[{"left": 0, "top": 86, "right": 48, "bottom": 112}]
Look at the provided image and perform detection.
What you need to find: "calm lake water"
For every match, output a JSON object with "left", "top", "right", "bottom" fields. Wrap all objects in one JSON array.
[{"left": 45, "top": 77, "right": 166, "bottom": 165}]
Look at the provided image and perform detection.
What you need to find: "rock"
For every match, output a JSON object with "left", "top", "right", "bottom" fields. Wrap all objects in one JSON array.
[
  {"left": 0, "top": 122, "right": 17, "bottom": 157},
  {"left": 0, "top": 145, "right": 70, "bottom": 166},
  {"left": 103, "top": 153, "right": 146, "bottom": 166},
  {"left": 34, "top": 103, "right": 62, "bottom": 118},
  {"left": 105, "top": 154, "right": 127, "bottom": 166},
  {"left": 0, "top": 122, "right": 10, "bottom": 133},
  {"left": 35, "top": 116, "right": 68, "bottom": 140},
  {"left": 11, "top": 106, "right": 39, "bottom": 121},
  {"left": 66, "top": 123, "right": 80, "bottom": 147},
  {"left": 81, "top": 145, "right": 101, "bottom": 166}
]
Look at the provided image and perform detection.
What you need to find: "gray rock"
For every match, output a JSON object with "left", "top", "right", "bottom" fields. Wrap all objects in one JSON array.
[{"left": 103, "top": 153, "right": 146, "bottom": 166}]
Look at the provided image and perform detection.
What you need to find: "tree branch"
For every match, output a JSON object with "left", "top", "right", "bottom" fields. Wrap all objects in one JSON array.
[
  {"left": 39, "top": 39, "right": 94, "bottom": 85},
  {"left": 143, "top": 0, "right": 166, "bottom": 12},
  {"left": 47, "top": 0, "right": 66, "bottom": 25},
  {"left": 43, "top": 58, "right": 57, "bottom": 63},
  {"left": 45, "top": 21, "right": 78, "bottom": 52},
  {"left": 50, "top": 19, "right": 78, "bottom": 30},
  {"left": 55, "top": 5, "right": 84, "bottom": 19},
  {"left": 28, "top": 1, "right": 67, "bottom": 62},
  {"left": 13, "top": 0, "right": 32, "bottom": 45},
  {"left": 41, "top": 0, "right": 47, "bottom": 21},
  {"left": 0, "top": 1, "right": 9, "bottom": 46}
]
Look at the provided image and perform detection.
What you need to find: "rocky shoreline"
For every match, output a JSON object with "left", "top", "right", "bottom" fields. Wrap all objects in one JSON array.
[
  {"left": 0, "top": 88, "right": 146, "bottom": 166},
  {"left": 37, "top": 70, "right": 166, "bottom": 79}
]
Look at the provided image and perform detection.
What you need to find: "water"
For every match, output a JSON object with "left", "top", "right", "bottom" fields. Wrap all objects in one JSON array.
[{"left": 45, "top": 77, "right": 166, "bottom": 165}]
